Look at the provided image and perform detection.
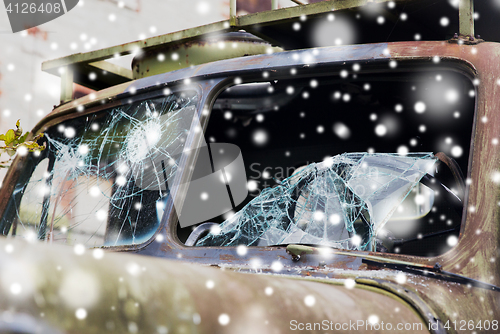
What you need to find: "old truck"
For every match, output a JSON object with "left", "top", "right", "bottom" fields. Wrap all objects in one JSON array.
[{"left": 1, "top": 0, "right": 499, "bottom": 333}]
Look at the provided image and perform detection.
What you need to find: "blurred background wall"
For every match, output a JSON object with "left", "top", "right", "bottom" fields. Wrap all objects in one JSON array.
[{"left": 0, "top": 0, "right": 301, "bottom": 181}]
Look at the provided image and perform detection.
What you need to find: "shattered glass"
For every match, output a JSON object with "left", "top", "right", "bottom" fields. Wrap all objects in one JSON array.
[
  {"left": 196, "top": 153, "right": 436, "bottom": 250},
  {"left": 10, "top": 91, "right": 198, "bottom": 247}
]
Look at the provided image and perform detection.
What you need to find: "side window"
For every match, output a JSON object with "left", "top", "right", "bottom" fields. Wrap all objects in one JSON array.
[
  {"left": 10, "top": 91, "right": 198, "bottom": 247},
  {"left": 182, "top": 66, "right": 474, "bottom": 257}
]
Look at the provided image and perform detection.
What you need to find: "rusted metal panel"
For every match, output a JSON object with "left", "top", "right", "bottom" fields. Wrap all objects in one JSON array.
[{"left": 0, "top": 237, "right": 431, "bottom": 334}]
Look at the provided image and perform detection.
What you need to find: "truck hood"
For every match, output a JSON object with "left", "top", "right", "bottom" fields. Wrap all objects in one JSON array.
[{"left": 0, "top": 237, "right": 431, "bottom": 333}]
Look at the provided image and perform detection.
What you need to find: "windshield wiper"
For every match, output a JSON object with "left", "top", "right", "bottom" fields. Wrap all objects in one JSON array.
[
  {"left": 362, "top": 258, "right": 500, "bottom": 292},
  {"left": 286, "top": 244, "right": 434, "bottom": 267},
  {"left": 286, "top": 244, "right": 500, "bottom": 292},
  {"left": 380, "top": 226, "right": 460, "bottom": 249}
]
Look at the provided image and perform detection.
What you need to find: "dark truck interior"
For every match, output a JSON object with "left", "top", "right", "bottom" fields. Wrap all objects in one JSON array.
[{"left": 179, "top": 64, "right": 475, "bottom": 257}]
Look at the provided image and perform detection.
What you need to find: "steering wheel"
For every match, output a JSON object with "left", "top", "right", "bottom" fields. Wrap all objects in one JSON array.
[{"left": 185, "top": 222, "right": 219, "bottom": 246}]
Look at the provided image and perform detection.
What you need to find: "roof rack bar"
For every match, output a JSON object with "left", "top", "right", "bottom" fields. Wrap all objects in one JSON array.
[
  {"left": 44, "top": 0, "right": 398, "bottom": 76},
  {"left": 43, "top": 20, "right": 231, "bottom": 73},
  {"left": 230, "top": 0, "right": 236, "bottom": 25},
  {"left": 60, "top": 67, "right": 74, "bottom": 104},
  {"left": 459, "top": 0, "right": 474, "bottom": 37},
  {"left": 235, "top": 0, "right": 386, "bottom": 28},
  {"left": 44, "top": 20, "right": 232, "bottom": 102},
  {"left": 44, "top": 0, "right": 476, "bottom": 103}
]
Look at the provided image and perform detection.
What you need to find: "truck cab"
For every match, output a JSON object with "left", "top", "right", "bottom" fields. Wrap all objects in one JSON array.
[{"left": 0, "top": 0, "right": 499, "bottom": 333}]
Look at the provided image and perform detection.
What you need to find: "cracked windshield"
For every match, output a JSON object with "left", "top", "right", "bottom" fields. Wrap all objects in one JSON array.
[
  {"left": 6, "top": 91, "right": 198, "bottom": 247},
  {"left": 189, "top": 67, "right": 474, "bottom": 256},
  {"left": 6, "top": 66, "right": 474, "bottom": 257}
]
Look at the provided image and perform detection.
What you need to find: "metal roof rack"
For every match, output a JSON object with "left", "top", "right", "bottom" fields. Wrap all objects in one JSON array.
[{"left": 42, "top": 0, "right": 475, "bottom": 104}]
